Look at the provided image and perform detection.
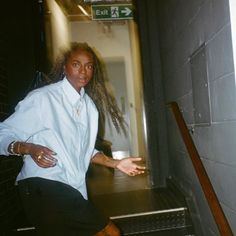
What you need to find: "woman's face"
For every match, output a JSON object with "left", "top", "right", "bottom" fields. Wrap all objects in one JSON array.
[{"left": 64, "top": 49, "right": 94, "bottom": 92}]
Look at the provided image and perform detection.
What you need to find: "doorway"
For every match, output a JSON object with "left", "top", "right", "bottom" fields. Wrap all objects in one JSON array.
[
  {"left": 104, "top": 58, "right": 131, "bottom": 159},
  {"left": 44, "top": 0, "right": 150, "bottom": 192}
]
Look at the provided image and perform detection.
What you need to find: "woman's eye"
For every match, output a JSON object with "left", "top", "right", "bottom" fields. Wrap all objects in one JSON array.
[
  {"left": 87, "top": 64, "right": 94, "bottom": 70},
  {"left": 72, "top": 62, "right": 80, "bottom": 68}
]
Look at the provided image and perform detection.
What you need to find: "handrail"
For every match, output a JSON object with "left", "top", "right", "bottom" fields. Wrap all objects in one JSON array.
[{"left": 168, "top": 101, "right": 233, "bottom": 236}]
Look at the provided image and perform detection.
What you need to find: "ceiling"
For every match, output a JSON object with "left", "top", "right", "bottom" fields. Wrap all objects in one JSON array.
[{"left": 55, "top": 0, "right": 133, "bottom": 21}]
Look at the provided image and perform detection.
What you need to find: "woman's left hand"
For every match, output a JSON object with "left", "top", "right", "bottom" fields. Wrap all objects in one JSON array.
[{"left": 116, "top": 157, "right": 146, "bottom": 176}]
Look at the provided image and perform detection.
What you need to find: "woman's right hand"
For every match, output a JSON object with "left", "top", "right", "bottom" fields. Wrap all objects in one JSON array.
[
  {"left": 19, "top": 142, "right": 58, "bottom": 168},
  {"left": 30, "top": 143, "right": 58, "bottom": 168}
]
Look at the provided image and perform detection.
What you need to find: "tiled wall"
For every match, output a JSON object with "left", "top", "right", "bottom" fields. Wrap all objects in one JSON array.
[
  {"left": 0, "top": 32, "right": 25, "bottom": 232},
  {"left": 157, "top": 0, "right": 236, "bottom": 235},
  {"left": 0, "top": 36, "right": 9, "bottom": 121},
  {"left": 0, "top": 156, "right": 23, "bottom": 231}
]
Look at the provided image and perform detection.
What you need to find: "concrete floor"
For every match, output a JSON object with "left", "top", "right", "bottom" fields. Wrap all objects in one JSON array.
[{"left": 87, "top": 164, "right": 150, "bottom": 196}]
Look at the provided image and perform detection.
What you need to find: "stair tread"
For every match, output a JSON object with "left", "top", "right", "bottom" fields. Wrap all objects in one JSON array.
[
  {"left": 90, "top": 187, "right": 187, "bottom": 217},
  {"left": 113, "top": 208, "right": 192, "bottom": 235},
  {"left": 89, "top": 182, "right": 195, "bottom": 235}
]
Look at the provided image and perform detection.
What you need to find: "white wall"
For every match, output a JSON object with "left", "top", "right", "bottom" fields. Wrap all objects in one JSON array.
[
  {"left": 158, "top": 0, "right": 236, "bottom": 235},
  {"left": 70, "top": 20, "right": 141, "bottom": 156},
  {"left": 46, "top": 0, "right": 71, "bottom": 61},
  {"left": 229, "top": 0, "right": 236, "bottom": 81}
]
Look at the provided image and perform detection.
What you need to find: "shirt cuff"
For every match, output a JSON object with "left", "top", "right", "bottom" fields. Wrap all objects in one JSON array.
[
  {"left": 92, "top": 148, "right": 99, "bottom": 157},
  {"left": 0, "top": 137, "right": 16, "bottom": 155}
]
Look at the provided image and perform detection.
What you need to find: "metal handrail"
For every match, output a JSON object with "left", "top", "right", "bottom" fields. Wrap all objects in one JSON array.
[{"left": 168, "top": 101, "right": 233, "bottom": 236}]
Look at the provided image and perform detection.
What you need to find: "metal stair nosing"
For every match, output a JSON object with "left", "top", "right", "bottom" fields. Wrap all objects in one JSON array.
[{"left": 110, "top": 206, "right": 193, "bottom": 235}]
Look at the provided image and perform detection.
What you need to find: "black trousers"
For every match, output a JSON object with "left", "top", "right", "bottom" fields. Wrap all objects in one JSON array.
[{"left": 18, "top": 177, "right": 109, "bottom": 236}]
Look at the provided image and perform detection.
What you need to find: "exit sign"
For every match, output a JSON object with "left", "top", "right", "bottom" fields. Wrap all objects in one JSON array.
[{"left": 91, "top": 4, "right": 133, "bottom": 20}]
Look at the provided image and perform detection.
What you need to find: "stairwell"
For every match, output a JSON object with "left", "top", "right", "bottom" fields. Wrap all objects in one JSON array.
[{"left": 0, "top": 158, "right": 195, "bottom": 236}]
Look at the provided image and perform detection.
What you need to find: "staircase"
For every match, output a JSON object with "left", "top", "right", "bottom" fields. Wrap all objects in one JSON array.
[{"left": 89, "top": 175, "right": 195, "bottom": 236}]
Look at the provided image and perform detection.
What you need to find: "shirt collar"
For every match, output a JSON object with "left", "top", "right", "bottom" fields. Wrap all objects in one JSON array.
[{"left": 62, "top": 77, "right": 85, "bottom": 106}]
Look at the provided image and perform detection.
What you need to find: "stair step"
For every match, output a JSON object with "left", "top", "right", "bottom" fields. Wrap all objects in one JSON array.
[
  {"left": 111, "top": 208, "right": 194, "bottom": 235},
  {"left": 120, "top": 228, "right": 195, "bottom": 236}
]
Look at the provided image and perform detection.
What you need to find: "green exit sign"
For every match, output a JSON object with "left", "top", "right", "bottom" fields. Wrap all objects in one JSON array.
[{"left": 91, "top": 4, "right": 133, "bottom": 20}]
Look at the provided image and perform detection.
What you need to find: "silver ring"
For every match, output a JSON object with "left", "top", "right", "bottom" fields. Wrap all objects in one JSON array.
[{"left": 37, "top": 155, "right": 42, "bottom": 161}]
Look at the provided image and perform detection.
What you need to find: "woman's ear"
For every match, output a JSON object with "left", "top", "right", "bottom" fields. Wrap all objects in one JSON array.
[
  {"left": 63, "top": 66, "right": 66, "bottom": 77},
  {"left": 61, "top": 67, "right": 66, "bottom": 79}
]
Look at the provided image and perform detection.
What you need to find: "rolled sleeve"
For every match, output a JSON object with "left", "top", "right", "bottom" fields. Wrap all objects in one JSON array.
[{"left": 0, "top": 91, "right": 42, "bottom": 155}]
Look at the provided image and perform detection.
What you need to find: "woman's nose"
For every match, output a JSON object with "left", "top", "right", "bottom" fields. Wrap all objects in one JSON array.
[{"left": 79, "top": 65, "right": 86, "bottom": 73}]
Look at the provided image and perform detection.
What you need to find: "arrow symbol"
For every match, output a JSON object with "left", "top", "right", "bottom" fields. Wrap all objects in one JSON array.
[{"left": 121, "top": 7, "right": 132, "bottom": 16}]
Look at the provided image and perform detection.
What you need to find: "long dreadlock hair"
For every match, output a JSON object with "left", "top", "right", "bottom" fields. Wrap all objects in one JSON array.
[{"left": 46, "top": 42, "right": 126, "bottom": 134}]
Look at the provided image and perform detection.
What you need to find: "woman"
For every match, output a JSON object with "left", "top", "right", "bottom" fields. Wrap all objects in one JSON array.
[{"left": 0, "top": 42, "right": 145, "bottom": 235}]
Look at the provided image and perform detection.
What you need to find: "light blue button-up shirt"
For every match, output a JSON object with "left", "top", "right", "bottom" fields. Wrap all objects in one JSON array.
[{"left": 0, "top": 78, "right": 99, "bottom": 199}]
